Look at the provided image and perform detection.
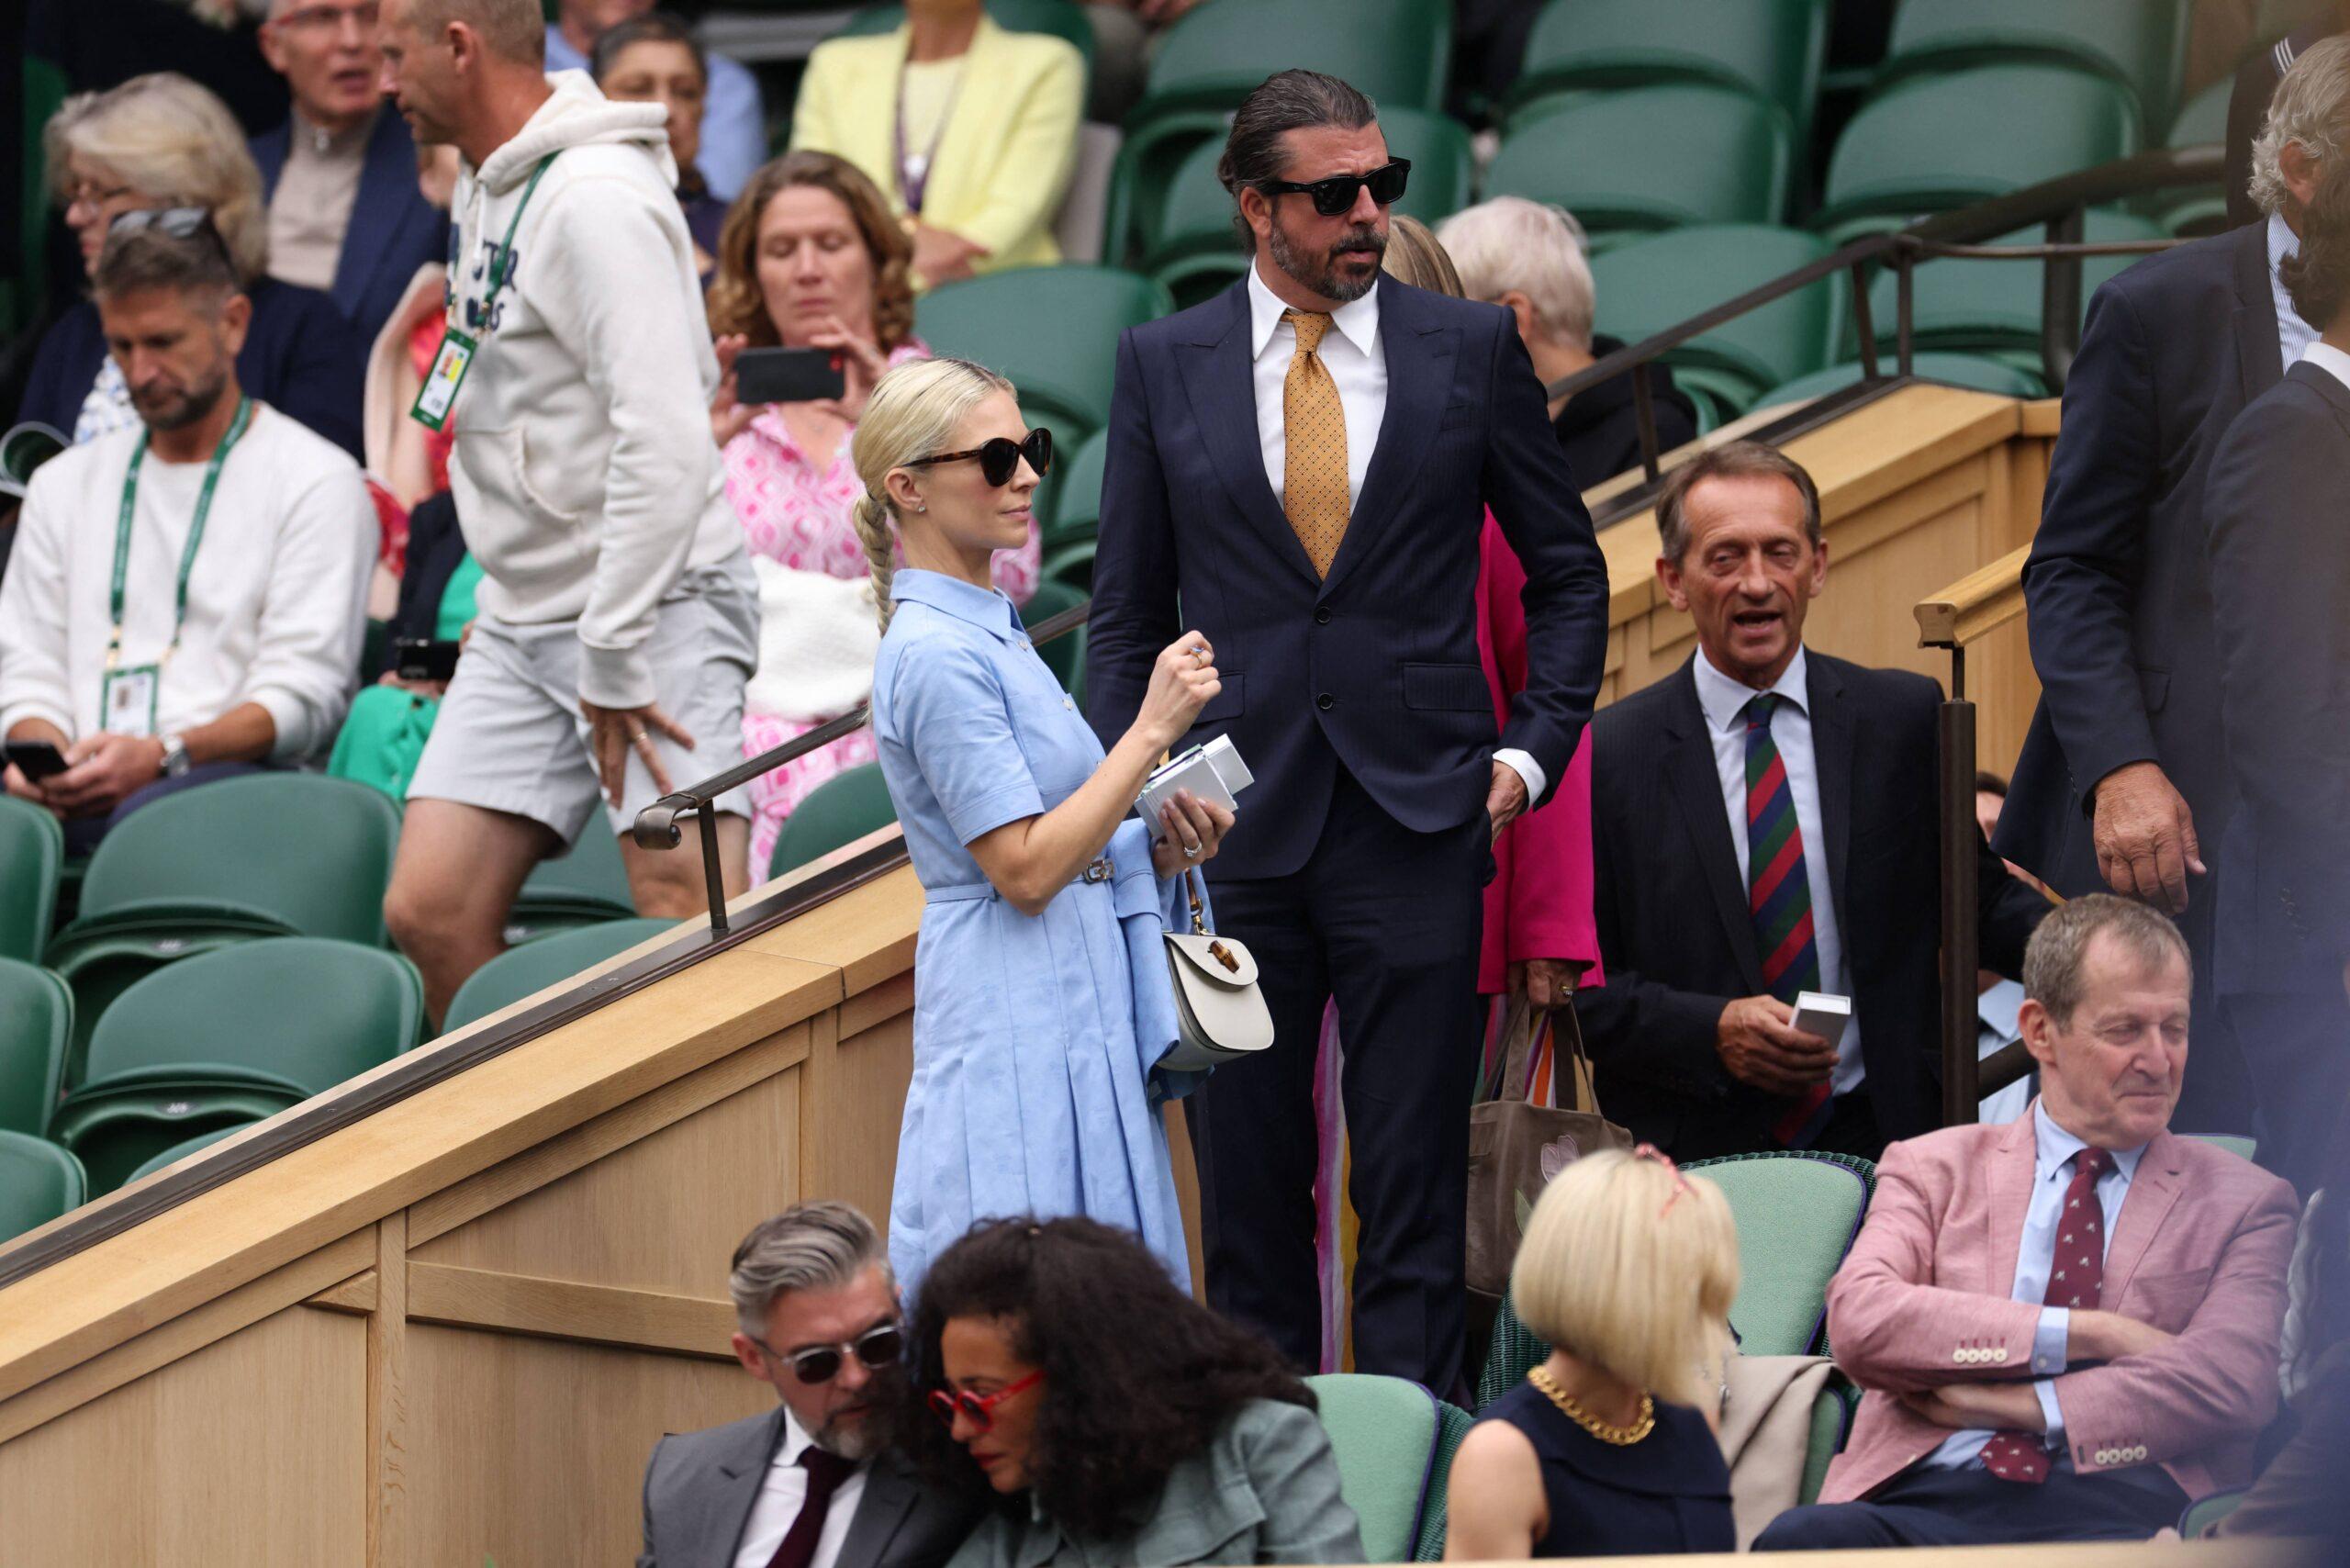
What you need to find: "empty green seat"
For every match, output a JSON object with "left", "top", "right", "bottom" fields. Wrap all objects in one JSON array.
[
  {"left": 1507, "top": 0, "right": 1831, "bottom": 141},
  {"left": 1878, "top": 0, "right": 2188, "bottom": 136},
  {"left": 1306, "top": 1373, "right": 1441, "bottom": 1564},
  {"left": 507, "top": 826, "right": 638, "bottom": 945},
  {"left": 1042, "top": 425, "right": 1109, "bottom": 549},
  {"left": 2192, "top": 1132, "right": 2258, "bottom": 1161},
  {"left": 1042, "top": 535, "right": 1096, "bottom": 592},
  {"left": 0, "top": 1129, "right": 84, "bottom": 1246},
  {"left": 1135, "top": 0, "right": 1450, "bottom": 120},
  {"left": 1684, "top": 1150, "right": 1874, "bottom": 1356},
  {"left": 0, "top": 960, "right": 70, "bottom": 1138},
  {"left": 917, "top": 266, "right": 1173, "bottom": 442},
  {"left": 1755, "top": 352, "right": 2049, "bottom": 407},
  {"left": 1864, "top": 207, "right": 2165, "bottom": 355},
  {"left": 50, "top": 937, "right": 424, "bottom": 1193},
  {"left": 767, "top": 762, "right": 900, "bottom": 881},
  {"left": 43, "top": 775, "right": 403, "bottom": 1069},
  {"left": 0, "top": 796, "right": 62, "bottom": 964},
  {"left": 2156, "top": 75, "right": 2233, "bottom": 234},
  {"left": 1412, "top": 1398, "right": 1476, "bottom": 1561},
  {"left": 832, "top": 0, "right": 1095, "bottom": 71},
  {"left": 1021, "top": 578, "right": 1088, "bottom": 700},
  {"left": 1487, "top": 85, "right": 1796, "bottom": 240},
  {"left": 1818, "top": 64, "right": 2141, "bottom": 236},
  {"left": 1590, "top": 224, "right": 1844, "bottom": 412},
  {"left": 442, "top": 917, "right": 677, "bottom": 1033},
  {"left": 123, "top": 1121, "right": 253, "bottom": 1185}
]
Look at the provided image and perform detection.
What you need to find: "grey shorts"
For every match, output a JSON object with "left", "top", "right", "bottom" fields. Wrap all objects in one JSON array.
[{"left": 408, "top": 564, "right": 757, "bottom": 846}]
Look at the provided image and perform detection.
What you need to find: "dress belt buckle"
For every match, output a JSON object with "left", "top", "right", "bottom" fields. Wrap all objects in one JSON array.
[{"left": 1078, "top": 857, "right": 1114, "bottom": 884}]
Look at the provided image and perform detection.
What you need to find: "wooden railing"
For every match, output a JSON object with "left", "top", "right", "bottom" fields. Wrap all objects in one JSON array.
[{"left": 1916, "top": 543, "right": 2031, "bottom": 651}]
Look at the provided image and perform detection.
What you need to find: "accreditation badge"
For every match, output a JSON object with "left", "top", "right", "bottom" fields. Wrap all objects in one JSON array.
[
  {"left": 100, "top": 664, "right": 161, "bottom": 738},
  {"left": 411, "top": 326, "right": 477, "bottom": 432}
]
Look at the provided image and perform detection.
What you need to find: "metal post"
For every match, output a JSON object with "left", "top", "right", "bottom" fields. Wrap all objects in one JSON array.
[
  {"left": 2041, "top": 207, "right": 2086, "bottom": 395},
  {"left": 1939, "top": 646, "right": 1978, "bottom": 1127},
  {"left": 1632, "top": 362, "right": 1662, "bottom": 482},
  {"left": 1850, "top": 261, "right": 1880, "bottom": 379},
  {"left": 698, "top": 798, "right": 730, "bottom": 935},
  {"left": 1895, "top": 248, "right": 1916, "bottom": 378}
]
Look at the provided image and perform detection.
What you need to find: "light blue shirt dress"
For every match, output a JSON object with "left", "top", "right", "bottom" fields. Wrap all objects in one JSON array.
[{"left": 872, "top": 569, "right": 1201, "bottom": 1294}]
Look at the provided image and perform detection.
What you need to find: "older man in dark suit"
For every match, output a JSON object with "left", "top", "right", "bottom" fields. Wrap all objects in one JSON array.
[{"left": 1085, "top": 69, "right": 1609, "bottom": 1394}]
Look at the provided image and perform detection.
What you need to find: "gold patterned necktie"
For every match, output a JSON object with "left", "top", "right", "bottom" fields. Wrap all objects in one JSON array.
[{"left": 1281, "top": 308, "right": 1350, "bottom": 577}]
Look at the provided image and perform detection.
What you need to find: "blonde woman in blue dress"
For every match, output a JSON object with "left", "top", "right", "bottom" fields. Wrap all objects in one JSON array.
[{"left": 851, "top": 357, "right": 1234, "bottom": 1293}]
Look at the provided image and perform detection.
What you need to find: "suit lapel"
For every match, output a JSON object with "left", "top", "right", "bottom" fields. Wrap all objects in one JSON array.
[
  {"left": 1661, "top": 662, "right": 1765, "bottom": 991},
  {"left": 1175, "top": 284, "right": 1321, "bottom": 586},
  {"left": 2100, "top": 1133, "right": 2187, "bottom": 1306},
  {"left": 708, "top": 1408, "right": 789, "bottom": 1564},
  {"left": 2234, "top": 218, "right": 2286, "bottom": 408},
  {"left": 331, "top": 111, "right": 411, "bottom": 323},
  {"left": 1320, "top": 278, "right": 1458, "bottom": 599},
  {"left": 1805, "top": 655, "right": 1856, "bottom": 943},
  {"left": 834, "top": 1451, "right": 919, "bottom": 1568},
  {"left": 1986, "top": 1113, "right": 2038, "bottom": 1298}
]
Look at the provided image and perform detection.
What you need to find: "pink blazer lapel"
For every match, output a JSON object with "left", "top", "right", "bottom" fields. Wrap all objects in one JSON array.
[
  {"left": 1984, "top": 1111, "right": 2038, "bottom": 1297},
  {"left": 2100, "top": 1130, "right": 2187, "bottom": 1305}
]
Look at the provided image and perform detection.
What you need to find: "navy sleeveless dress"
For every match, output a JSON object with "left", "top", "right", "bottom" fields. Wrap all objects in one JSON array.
[{"left": 1481, "top": 1382, "right": 1736, "bottom": 1557}]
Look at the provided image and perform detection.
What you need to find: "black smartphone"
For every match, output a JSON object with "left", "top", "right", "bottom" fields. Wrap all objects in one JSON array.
[
  {"left": 4, "top": 739, "right": 69, "bottom": 781},
  {"left": 735, "top": 346, "right": 847, "bottom": 406},
  {"left": 394, "top": 638, "right": 463, "bottom": 682}
]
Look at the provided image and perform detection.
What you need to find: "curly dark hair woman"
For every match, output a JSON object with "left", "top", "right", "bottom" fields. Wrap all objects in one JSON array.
[{"left": 900, "top": 1216, "right": 1364, "bottom": 1566}]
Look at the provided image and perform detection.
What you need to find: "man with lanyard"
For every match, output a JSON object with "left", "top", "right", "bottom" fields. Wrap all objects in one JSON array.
[
  {"left": 0, "top": 215, "right": 375, "bottom": 851},
  {"left": 375, "top": 0, "right": 757, "bottom": 1023}
]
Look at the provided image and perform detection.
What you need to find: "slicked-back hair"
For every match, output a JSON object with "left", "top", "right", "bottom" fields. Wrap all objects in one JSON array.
[
  {"left": 2021, "top": 893, "right": 2189, "bottom": 1027},
  {"left": 411, "top": 0, "right": 545, "bottom": 62},
  {"left": 1216, "top": 69, "right": 1378, "bottom": 248},
  {"left": 727, "top": 1201, "right": 890, "bottom": 1337},
  {"left": 1654, "top": 440, "right": 1824, "bottom": 563}
]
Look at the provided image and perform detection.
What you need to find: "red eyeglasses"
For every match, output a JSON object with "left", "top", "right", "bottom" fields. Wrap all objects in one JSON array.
[{"left": 928, "top": 1369, "right": 1043, "bottom": 1433}]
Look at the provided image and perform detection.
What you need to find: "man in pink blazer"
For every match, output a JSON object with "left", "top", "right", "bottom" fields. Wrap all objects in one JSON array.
[{"left": 1757, "top": 894, "right": 2300, "bottom": 1549}]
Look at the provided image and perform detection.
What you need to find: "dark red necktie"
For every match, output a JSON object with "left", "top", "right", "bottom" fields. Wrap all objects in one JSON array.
[
  {"left": 1981, "top": 1146, "right": 2112, "bottom": 1484},
  {"left": 766, "top": 1447, "right": 857, "bottom": 1568}
]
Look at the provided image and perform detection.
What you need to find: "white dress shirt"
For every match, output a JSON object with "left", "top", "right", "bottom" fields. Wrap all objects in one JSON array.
[
  {"left": 1243, "top": 259, "right": 1547, "bottom": 801},
  {"left": 1690, "top": 644, "right": 1861, "bottom": 1094},
  {"left": 1927, "top": 1098, "right": 2148, "bottom": 1471},
  {"left": 731, "top": 1407, "right": 871, "bottom": 1568},
  {"left": 2299, "top": 337, "right": 2350, "bottom": 393},
  {"left": 2270, "top": 212, "right": 2319, "bottom": 371}
]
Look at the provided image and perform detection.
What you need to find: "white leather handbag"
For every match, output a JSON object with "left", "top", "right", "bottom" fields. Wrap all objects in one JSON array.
[{"left": 1159, "top": 869, "right": 1274, "bottom": 1072}]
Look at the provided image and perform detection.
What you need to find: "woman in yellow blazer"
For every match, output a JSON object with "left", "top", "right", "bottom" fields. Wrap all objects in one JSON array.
[{"left": 790, "top": 0, "right": 1083, "bottom": 288}]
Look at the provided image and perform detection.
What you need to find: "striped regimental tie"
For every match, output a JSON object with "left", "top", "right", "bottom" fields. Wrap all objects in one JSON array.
[{"left": 1743, "top": 693, "right": 1830, "bottom": 1146}]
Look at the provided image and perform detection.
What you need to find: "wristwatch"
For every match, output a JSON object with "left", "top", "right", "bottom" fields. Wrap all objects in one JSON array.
[{"left": 159, "top": 733, "right": 192, "bottom": 778}]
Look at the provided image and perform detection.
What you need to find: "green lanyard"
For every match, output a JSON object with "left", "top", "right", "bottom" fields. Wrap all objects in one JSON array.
[
  {"left": 110, "top": 394, "right": 252, "bottom": 670},
  {"left": 452, "top": 154, "right": 557, "bottom": 331}
]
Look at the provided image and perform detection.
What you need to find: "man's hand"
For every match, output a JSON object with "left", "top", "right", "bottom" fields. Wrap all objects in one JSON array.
[
  {"left": 45, "top": 733, "right": 164, "bottom": 817},
  {"left": 911, "top": 224, "right": 990, "bottom": 289},
  {"left": 2067, "top": 1308, "right": 2177, "bottom": 1364},
  {"left": 1901, "top": 1382, "right": 2043, "bottom": 1431},
  {"left": 2, "top": 762, "right": 53, "bottom": 810},
  {"left": 2092, "top": 760, "right": 2204, "bottom": 914},
  {"left": 1485, "top": 760, "right": 1529, "bottom": 842},
  {"left": 1509, "top": 958, "right": 1583, "bottom": 1010},
  {"left": 1716, "top": 995, "right": 1837, "bottom": 1094},
  {"left": 580, "top": 700, "right": 696, "bottom": 810}
]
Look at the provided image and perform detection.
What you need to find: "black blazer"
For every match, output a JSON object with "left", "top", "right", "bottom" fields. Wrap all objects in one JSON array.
[
  {"left": 252, "top": 108, "right": 450, "bottom": 355},
  {"left": 1083, "top": 274, "right": 1611, "bottom": 880},
  {"left": 1998, "top": 219, "right": 2286, "bottom": 902},
  {"left": 2206, "top": 361, "right": 2350, "bottom": 998},
  {"left": 1574, "top": 652, "right": 2047, "bottom": 1158}
]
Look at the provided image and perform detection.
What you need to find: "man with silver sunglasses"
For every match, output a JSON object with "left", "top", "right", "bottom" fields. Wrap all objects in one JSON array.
[{"left": 639, "top": 1201, "right": 982, "bottom": 1568}]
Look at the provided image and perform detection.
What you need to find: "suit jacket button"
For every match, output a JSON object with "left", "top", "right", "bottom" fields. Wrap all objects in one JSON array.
[
  {"left": 1994, "top": 1348, "right": 2009, "bottom": 1362},
  {"left": 1314, "top": 606, "right": 1332, "bottom": 624},
  {"left": 1316, "top": 692, "right": 1336, "bottom": 711}
]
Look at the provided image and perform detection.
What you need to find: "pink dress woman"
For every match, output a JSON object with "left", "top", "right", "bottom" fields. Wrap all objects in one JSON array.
[{"left": 724, "top": 341, "right": 1040, "bottom": 876}]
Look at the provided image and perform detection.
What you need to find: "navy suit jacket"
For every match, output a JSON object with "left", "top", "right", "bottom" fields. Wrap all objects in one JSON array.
[
  {"left": 1575, "top": 653, "right": 2047, "bottom": 1158},
  {"left": 1083, "top": 274, "right": 1610, "bottom": 880},
  {"left": 252, "top": 107, "right": 450, "bottom": 354},
  {"left": 1998, "top": 219, "right": 2284, "bottom": 903},
  {"left": 2206, "top": 361, "right": 2350, "bottom": 998}
]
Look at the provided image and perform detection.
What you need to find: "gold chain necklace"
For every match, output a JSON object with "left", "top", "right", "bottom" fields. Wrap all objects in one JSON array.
[{"left": 1528, "top": 1365, "right": 1655, "bottom": 1446}]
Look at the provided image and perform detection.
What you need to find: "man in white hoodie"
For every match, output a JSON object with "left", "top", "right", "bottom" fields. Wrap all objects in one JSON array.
[{"left": 376, "top": 0, "right": 756, "bottom": 1021}]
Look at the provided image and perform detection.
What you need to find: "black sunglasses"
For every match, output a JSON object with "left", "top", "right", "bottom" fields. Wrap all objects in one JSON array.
[
  {"left": 1260, "top": 159, "right": 1411, "bottom": 218},
  {"left": 753, "top": 1321, "right": 906, "bottom": 1385},
  {"left": 108, "top": 206, "right": 236, "bottom": 267},
  {"left": 903, "top": 427, "right": 1053, "bottom": 487}
]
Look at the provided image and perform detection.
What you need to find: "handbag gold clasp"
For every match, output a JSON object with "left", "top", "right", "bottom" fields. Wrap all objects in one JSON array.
[{"left": 1207, "top": 939, "right": 1239, "bottom": 972}]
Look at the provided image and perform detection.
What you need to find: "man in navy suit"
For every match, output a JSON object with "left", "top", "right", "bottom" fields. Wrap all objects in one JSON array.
[
  {"left": 1995, "top": 39, "right": 2350, "bottom": 1145},
  {"left": 252, "top": 0, "right": 449, "bottom": 354},
  {"left": 1085, "top": 70, "right": 1609, "bottom": 1394}
]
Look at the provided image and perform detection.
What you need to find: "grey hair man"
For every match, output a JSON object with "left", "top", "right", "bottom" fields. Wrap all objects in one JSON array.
[
  {"left": 1998, "top": 36, "right": 2350, "bottom": 1152},
  {"left": 638, "top": 1201, "right": 981, "bottom": 1568}
]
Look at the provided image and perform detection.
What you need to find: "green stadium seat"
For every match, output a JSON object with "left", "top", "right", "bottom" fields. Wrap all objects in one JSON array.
[
  {"left": 917, "top": 266, "right": 1173, "bottom": 442},
  {"left": 1412, "top": 1398, "right": 1475, "bottom": 1561},
  {"left": 1799, "top": 1372, "right": 1856, "bottom": 1505},
  {"left": 1101, "top": 106, "right": 1237, "bottom": 269},
  {"left": 2178, "top": 1489, "right": 2247, "bottom": 1537},
  {"left": 49, "top": 937, "right": 423, "bottom": 1193},
  {"left": 1486, "top": 86, "right": 1796, "bottom": 240},
  {"left": 1589, "top": 224, "right": 1846, "bottom": 414},
  {"left": 1684, "top": 1150, "right": 1874, "bottom": 1357},
  {"left": 0, "top": 1130, "right": 84, "bottom": 1246},
  {"left": 0, "top": 960, "right": 71, "bottom": 1139},
  {"left": 442, "top": 918, "right": 677, "bottom": 1033},
  {"left": 2155, "top": 75, "right": 2233, "bottom": 234},
  {"left": 767, "top": 762, "right": 900, "bottom": 881},
  {"left": 1042, "top": 425, "right": 1109, "bottom": 550},
  {"left": 1136, "top": 0, "right": 1450, "bottom": 121},
  {"left": 506, "top": 826, "right": 639, "bottom": 945},
  {"left": 2192, "top": 1132, "right": 2258, "bottom": 1160},
  {"left": 1305, "top": 1373, "right": 1441, "bottom": 1564},
  {"left": 0, "top": 796, "right": 63, "bottom": 965},
  {"left": 1755, "top": 352, "right": 2049, "bottom": 407},
  {"left": 1021, "top": 578, "right": 1087, "bottom": 700},
  {"left": 1042, "top": 536, "right": 1096, "bottom": 592},
  {"left": 43, "top": 775, "right": 404, "bottom": 1073},
  {"left": 123, "top": 1121, "right": 253, "bottom": 1185},
  {"left": 1877, "top": 0, "right": 2189, "bottom": 137},
  {"left": 1863, "top": 207, "right": 2165, "bottom": 356},
  {"left": 832, "top": 0, "right": 1095, "bottom": 72},
  {"left": 1506, "top": 0, "right": 1831, "bottom": 142},
  {"left": 1818, "top": 64, "right": 2141, "bottom": 237}
]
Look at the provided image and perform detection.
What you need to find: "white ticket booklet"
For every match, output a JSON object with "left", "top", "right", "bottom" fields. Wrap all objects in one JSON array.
[{"left": 1138, "top": 734, "right": 1254, "bottom": 830}]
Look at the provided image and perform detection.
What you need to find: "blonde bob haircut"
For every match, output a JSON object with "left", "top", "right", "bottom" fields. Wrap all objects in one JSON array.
[
  {"left": 850, "top": 357, "right": 1018, "bottom": 632},
  {"left": 46, "top": 73, "right": 269, "bottom": 285},
  {"left": 1508, "top": 1148, "right": 1739, "bottom": 1408}
]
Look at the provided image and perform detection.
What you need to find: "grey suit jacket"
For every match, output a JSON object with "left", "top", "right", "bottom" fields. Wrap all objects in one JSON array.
[{"left": 640, "top": 1408, "right": 983, "bottom": 1568}]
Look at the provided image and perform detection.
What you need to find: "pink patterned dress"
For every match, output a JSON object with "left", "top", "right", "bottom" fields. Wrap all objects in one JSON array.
[{"left": 724, "top": 342, "right": 1041, "bottom": 876}]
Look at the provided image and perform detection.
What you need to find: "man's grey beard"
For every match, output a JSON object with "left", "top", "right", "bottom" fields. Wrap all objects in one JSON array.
[
  {"left": 1269, "top": 219, "right": 1386, "bottom": 303},
  {"left": 809, "top": 1406, "right": 886, "bottom": 1461}
]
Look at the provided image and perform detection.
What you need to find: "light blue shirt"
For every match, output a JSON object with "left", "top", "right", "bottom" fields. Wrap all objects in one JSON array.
[
  {"left": 546, "top": 27, "right": 767, "bottom": 200},
  {"left": 2270, "top": 212, "right": 2317, "bottom": 370},
  {"left": 1976, "top": 978, "right": 2033, "bottom": 1126},
  {"left": 1926, "top": 1099, "right": 2148, "bottom": 1470},
  {"left": 1691, "top": 644, "right": 1860, "bottom": 1095}
]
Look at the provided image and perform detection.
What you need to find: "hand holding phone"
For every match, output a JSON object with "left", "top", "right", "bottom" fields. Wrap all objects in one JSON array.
[
  {"left": 4, "top": 738, "right": 69, "bottom": 783},
  {"left": 733, "top": 346, "right": 848, "bottom": 407}
]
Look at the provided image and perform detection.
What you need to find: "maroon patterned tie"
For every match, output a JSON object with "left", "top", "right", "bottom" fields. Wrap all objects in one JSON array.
[
  {"left": 1981, "top": 1146, "right": 2112, "bottom": 1484},
  {"left": 766, "top": 1447, "right": 857, "bottom": 1568}
]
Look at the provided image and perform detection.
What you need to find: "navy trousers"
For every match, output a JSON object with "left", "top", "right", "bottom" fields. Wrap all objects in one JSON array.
[
  {"left": 1755, "top": 1461, "right": 2188, "bottom": 1550},
  {"left": 1192, "top": 766, "right": 1486, "bottom": 1396}
]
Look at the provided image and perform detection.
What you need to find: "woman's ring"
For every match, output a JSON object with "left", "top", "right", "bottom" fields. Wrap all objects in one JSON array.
[
  {"left": 1192, "top": 644, "right": 1209, "bottom": 664},
  {"left": 1183, "top": 843, "right": 1202, "bottom": 859}
]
